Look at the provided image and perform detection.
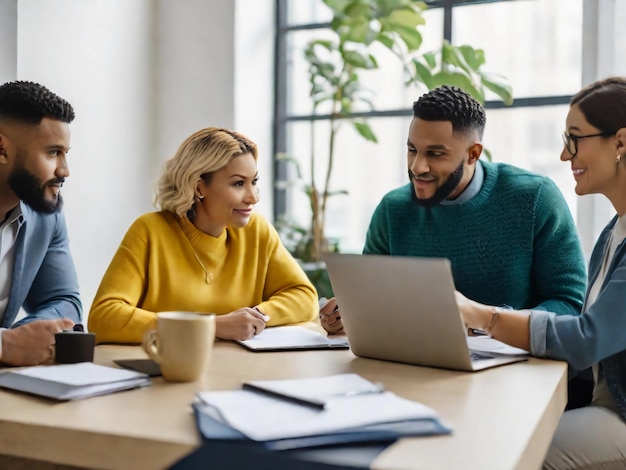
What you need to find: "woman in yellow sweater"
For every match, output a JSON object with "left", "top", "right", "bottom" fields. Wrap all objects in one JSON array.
[{"left": 88, "top": 127, "right": 318, "bottom": 344}]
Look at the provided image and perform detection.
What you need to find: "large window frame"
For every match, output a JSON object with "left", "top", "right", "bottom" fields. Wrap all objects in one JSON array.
[{"left": 272, "top": 0, "right": 623, "bottom": 258}]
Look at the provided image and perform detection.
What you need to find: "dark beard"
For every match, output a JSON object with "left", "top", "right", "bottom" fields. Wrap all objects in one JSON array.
[
  {"left": 8, "top": 162, "right": 64, "bottom": 214},
  {"left": 409, "top": 160, "right": 465, "bottom": 209}
]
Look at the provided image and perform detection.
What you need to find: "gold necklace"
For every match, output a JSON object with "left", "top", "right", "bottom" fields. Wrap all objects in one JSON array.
[{"left": 190, "top": 246, "right": 213, "bottom": 284}]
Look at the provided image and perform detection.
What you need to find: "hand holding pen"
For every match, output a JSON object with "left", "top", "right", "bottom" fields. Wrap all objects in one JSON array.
[{"left": 319, "top": 297, "right": 345, "bottom": 336}]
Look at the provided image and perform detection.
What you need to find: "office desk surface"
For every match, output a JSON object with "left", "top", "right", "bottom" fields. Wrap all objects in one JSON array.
[{"left": 0, "top": 342, "right": 566, "bottom": 470}]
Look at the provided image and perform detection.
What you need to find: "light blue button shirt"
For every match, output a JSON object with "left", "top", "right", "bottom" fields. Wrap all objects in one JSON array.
[{"left": 440, "top": 161, "right": 484, "bottom": 206}]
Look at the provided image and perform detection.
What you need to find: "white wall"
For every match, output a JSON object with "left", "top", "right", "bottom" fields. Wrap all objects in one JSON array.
[
  {"left": 578, "top": 0, "right": 626, "bottom": 257},
  {"left": 0, "top": 0, "right": 17, "bottom": 83},
  {"left": 234, "top": 0, "right": 275, "bottom": 217},
  {"left": 5, "top": 0, "right": 275, "bottom": 318}
]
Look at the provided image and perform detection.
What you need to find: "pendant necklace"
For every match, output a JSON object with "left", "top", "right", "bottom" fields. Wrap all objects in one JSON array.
[{"left": 191, "top": 246, "right": 213, "bottom": 284}]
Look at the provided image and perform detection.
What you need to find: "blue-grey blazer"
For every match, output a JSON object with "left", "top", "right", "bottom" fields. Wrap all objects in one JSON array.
[
  {"left": 4, "top": 202, "right": 82, "bottom": 328},
  {"left": 530, "top": 215, "right": 626, "bottom": 420}
]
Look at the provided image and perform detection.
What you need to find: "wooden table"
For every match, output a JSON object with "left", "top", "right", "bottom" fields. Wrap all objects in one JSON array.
[{"left": 0, "top": 341, "right": 567, "bottom": 470}]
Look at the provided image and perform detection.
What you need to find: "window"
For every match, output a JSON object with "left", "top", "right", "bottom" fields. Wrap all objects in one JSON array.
[{"left": 274, "top": 0, "right": 583, "bottom": 253}]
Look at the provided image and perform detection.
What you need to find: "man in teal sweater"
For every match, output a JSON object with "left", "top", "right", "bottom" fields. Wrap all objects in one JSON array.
[{"left": 321, "top": 85, "right": 586, "bottom": 335}]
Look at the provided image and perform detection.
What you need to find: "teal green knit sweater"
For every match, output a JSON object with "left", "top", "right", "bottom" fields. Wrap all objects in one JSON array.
[{"left": 364, "top": 161, "right": 586, "bottom": 314}]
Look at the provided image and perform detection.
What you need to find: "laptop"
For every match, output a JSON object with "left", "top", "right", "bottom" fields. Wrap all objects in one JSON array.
[{"left": 323, "top": 253, "right": 528, "bottom": 372}]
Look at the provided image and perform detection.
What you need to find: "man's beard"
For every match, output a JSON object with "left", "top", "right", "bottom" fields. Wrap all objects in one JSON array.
[
  {"left": 408, "top": 160, "right": 465, "bottom": 209},
  {"left": 8, "top": 161, "right": 64, "bottom": 214}
]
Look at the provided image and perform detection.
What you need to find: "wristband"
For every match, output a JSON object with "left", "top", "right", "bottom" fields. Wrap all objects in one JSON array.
[
  {"left": 486, "top": 308, "right": 500, "bottom": 336},
  {"left": 0, "top": 328, "right": 5, "bottom": 362}
]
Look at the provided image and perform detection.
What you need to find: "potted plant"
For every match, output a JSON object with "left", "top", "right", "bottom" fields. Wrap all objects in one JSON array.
[{"left": 276, "top": 0, "right": 513, "bottom": 296}]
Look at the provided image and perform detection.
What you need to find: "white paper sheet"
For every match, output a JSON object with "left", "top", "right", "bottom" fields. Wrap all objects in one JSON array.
[
  {"left": 467, "top": 336, "right": 529, "bottom": 356},
  {"left": 236, "top": 326, "right": 348, "bottom": 350},
  {"left": 198, "top": 374, "right": 441, "bottom": 441}
]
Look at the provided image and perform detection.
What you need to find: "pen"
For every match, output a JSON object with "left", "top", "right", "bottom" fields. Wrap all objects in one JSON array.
[
  {"left": 242, "top": 381, "right": 385, "bottom": 410},
  {"left": 242, "top": 383, "right": 327, "bottom": 410}
]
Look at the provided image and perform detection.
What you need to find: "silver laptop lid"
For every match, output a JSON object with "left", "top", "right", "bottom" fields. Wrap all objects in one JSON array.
[{"left": 323, "top": 253, "right": 475, "bottom": 370}]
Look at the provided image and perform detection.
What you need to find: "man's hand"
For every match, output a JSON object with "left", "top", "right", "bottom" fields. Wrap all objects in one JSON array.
[
  {"left": 215, "top": 308, "right": 269, "bottom": 341},
  {"left": 319, "top": 297, "right": 344, "bottom": 335},
  {"left": 1, "top": 318, "right": 74, "bottom": 366}
]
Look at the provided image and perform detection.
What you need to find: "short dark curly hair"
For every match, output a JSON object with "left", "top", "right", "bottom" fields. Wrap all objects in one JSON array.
[
  {"left": 413, "top": 85, "right": 486, "bottom": 139},
  {"left": 0, "top": 80, "right": 75, "bottom": 125}
]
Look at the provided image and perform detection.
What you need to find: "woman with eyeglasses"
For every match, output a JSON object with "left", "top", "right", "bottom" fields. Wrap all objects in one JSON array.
[{"left": 457, "top": 76, "right": 626, "bottom": 469}]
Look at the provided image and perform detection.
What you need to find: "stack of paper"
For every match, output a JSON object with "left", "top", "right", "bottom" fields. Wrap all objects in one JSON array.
[
  {"left": 467, "top": 336, "right": 529, "bottom": 356},
  {"left": 0, "top": 362, "right": 151, "bottom": 400},
  {"left": 235, "top": 326, "right": 349, "bottom": 352},
  {"left": 194, "top": 374, "right": 450, "bottom": 450}
]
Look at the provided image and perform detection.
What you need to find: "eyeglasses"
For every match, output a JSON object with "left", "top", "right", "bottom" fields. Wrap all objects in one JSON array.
[{"left": 562, "top": 131, "right": 615, "bottom": 157}]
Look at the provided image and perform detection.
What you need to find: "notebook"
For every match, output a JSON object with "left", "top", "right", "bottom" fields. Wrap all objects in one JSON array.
[
  {"left": 323, "top": 253, "right": 528, "bottom": 372},
  {"left": 0, "top": 362, "right": 151, "bottom": 400},
  {"left": 235, "top": 326, "right": 348, "bottom": 352}
]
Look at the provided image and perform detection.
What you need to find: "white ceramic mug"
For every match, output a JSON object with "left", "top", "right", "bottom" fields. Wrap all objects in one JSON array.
[{"left": 143, "top": 312, "right": 216, "bottom": 382}]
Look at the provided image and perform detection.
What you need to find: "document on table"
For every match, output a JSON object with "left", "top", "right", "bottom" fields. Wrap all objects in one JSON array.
[
  {"left": 467, "top": 336, "right": 529, "bottom": 356},
  {"left": 243, "top": 373, "right": 382, "bottom": 409},
  {"left": 0, "top": 362, "right": 151, "bottom": 400},
  {"left": 235, "top": 326, "right": 349, "bottom": 351},
  {"left": 194, "top": 373, "right": 450, "bottom": 449}
]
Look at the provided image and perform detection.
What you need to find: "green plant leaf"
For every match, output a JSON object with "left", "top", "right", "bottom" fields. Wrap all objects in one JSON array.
[
  {"left": 344, "top": 2, "right": 371, "bottom": 20},
  {"left": 430, "top": 71, "right": 484, "bottom": 104},
  {"left": 376, "top": 32, "right": 395, "bottom": 50},
  {"left": 343, "top": 21, "right": 371, "bottom": 43},
  {"left": 412, "top": 58, "right": 434, "bottom": 89},
  {"left": 323, "top": 0, "right": 352, "bottom": 14},
  {"left": 353, "top": 121, "right": 378, "bottom": 142},
  {"left": 394, "top": 24, "right": 422, "bottom": 51},
  {"left": 480, "top": 71, "right": 514, "bottom": 105},
  {"left": 422, "top": 50, "right": 437, "bottom": 69},
  {"left": 386, "top": 8, "right": 425, "bottom": 29},
  {"left": 441, "top": 43, "right": 473, "bottom": 76},
  {"left": 342, "top": 49, "right": 376, "bottom": 69},
  {"left": 458, "top": 44, "right": 485, "bottom": 70}
]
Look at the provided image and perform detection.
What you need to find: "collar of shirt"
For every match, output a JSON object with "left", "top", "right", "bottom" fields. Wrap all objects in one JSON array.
[
  {"left": 1, "top": 205, "right": 25, "bottom": 231},
  {"left": 440, "top": 160, "right": 484, "bottom": 206}
]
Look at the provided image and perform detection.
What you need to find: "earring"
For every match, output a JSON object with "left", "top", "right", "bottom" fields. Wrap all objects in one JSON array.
[
  {"left": 617, "top": 154, "right": 622, "bottom": 163},
  {"left": 196, "top": 194, "right": 205, "bottom": 200}
]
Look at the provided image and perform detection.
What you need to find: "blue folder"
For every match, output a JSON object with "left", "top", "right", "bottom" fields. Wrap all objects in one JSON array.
[{"left": 192, "top": 402, "right": 451, "bottom": 451}]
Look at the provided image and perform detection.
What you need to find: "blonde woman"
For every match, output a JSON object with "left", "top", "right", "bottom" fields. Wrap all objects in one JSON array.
[{"left": 88, "top": 127, "right": 318, "bottom": 343}]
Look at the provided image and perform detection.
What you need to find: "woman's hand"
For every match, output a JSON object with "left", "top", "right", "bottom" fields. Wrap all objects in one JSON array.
[
  {"left": 455, "top": 290, "right": 489, "bottom": 332},
  {"left": 319, "top": 297, "right": 345, "bottom": 335},
  {"left": 215, "top": 308, "right": 269, "bottom": 341}
]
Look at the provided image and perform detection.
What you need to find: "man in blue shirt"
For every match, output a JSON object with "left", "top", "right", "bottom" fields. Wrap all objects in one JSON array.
[{"left": 0, "top": 80, "right": 80, "bottom": 365}]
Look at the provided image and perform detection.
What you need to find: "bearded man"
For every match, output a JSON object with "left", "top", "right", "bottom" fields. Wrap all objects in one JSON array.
[
  {"left": 321, "top": 86, "right": 586, "bottom": 331},
  {"left": 0, "top": 80, "right": 79, "bottom": 366}
]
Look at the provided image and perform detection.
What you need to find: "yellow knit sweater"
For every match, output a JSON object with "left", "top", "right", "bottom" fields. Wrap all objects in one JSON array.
[{"left": 88, "top": 211, "right": 318, "bottom": 343}]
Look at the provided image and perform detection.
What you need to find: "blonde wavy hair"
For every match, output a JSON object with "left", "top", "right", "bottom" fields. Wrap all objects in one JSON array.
[{"left": 154, "top": 127, "right": 258, "bottom": 218}]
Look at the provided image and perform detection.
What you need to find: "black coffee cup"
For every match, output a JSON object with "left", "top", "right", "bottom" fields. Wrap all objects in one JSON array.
[{"left": 55, "top": 328, "right": 96, "bottom": 364}]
